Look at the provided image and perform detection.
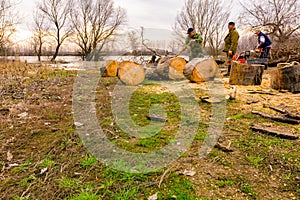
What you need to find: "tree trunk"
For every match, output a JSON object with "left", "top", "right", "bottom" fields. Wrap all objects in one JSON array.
[
  {"left": 117, "top": 61, "right": 145, "bottom": 86},
  {"left": 183, "top": 58, "right": 218, "bottom": 83},
  {"left": 270, "top": 62, "right": 300, "bottom": 93},
  {"left": 229, "top": 62, "right": 264, "bottom": 86},
  {"left": 51, "top": 43, "right": 61, "bottom": 62}
]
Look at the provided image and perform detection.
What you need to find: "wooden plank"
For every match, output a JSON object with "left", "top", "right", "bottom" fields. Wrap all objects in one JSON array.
[
  {"left": 251, "top": 124, "right": 299, "bottom": 140},
  {"left": 252, "top": 111, "right": 299, "bottom": 125}
]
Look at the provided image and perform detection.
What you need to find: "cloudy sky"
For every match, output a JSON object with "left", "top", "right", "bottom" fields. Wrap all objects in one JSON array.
[
  {"left": 18, "top": 0, "right": 185, "bottom": 29},
  {"left": 15, "top": 0, "right": 241, "bottom": 43}
]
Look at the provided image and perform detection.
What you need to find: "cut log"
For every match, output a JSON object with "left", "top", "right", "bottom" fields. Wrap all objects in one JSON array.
[
  {"left": 251, "top": 124, "right": 299, "bottom": 140},
  {"left": 252, "top": 111, "right": 299, "bottom": 125},
  {"left": 168, "top": 57, "right": 186, "bottom": 80},
  {"left": 229, "top": 62, "right": 264, "bottom": 85},
  {"left": 102, "top": 60, "right": 119, "bottom": 77},
  {"left": 117, "top": 61, "right": 145, "bottom": 86},
  {"left": 145, "top": 57, "right": 186, "bottom": 80},
  {"left": 184, "top": 58, "right": 218, "bottom": 83},
  {"left": 270, "top": 62, "right": 300, "bottom": 93}
]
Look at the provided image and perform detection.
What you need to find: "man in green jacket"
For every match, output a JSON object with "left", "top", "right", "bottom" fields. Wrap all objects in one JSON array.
[
  {"left": 223, "top": 22, "right": 239, "bottom": 76},
  {"left": 185, "top": 28, "right": 204, "bottom": 60}
]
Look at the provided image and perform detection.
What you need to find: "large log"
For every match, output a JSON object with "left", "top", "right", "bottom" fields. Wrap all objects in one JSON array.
[
  {"left": 102, "top": 60, "right": 119, "bottom": 77},
  {"left": 270, "top": 62, "right": 300, "bottom": 93},
  {"left": 168, "top": 57, "right": 186, "bottom": 80},
  {"left": 183, "top": 58, "right": 218, "bottom": 83},
  {"left": 145, "top": 57, "right": 186, "bottom": 81},
  {"left": 117, "top": 61, "right": 145, "bottom": 86},
  {"left": 229, "top": 62, "right": 264, "bottom": 85}
]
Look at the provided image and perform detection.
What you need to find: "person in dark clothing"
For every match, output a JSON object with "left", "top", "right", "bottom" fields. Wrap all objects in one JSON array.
[
  {"left": 223, "top": 22, "right": 240, "bottom": 76},
  {"left": 185, "top": 28, "right": 204, "bottom": 60},
  {"left": 255, "top": 29, "right": 272, "bottom": 59}
]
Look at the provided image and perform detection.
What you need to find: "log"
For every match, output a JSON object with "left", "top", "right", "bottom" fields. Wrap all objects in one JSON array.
[
  {"left": 117, "top": 61, "right": 145, "bottom": 86},
  {"left": 252, "top": 111, "right": 299, "bottom": 125},
  {"left": 251, "top": 124, "right": 299, "bottom": 140},
  {"left": 102, "top": 60, "right": 119, "bottom": 77},
  {"left": 270, "top": 62, "right": 300, "bottom": 93},
  {"left": 168, "top": 57, "right": 186, "bottom": 80},
  {"left": 145, "top": 57, "right": 186, "bottom": 80},
  {"left": 229, "top": 62, "right": 264, "bottom": 85},
  {"left": 183, "top": 58, "right": 218, "bottom": 83}
]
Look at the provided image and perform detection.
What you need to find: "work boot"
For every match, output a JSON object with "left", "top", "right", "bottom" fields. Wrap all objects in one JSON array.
[{"left": 224, "top": 65, "right": 231, "bottom": 77}]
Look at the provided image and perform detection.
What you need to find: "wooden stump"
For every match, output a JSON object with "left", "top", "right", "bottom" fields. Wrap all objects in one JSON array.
[
  {"left": 102, "top": 60, "right": 118, "bottom": 77},
  {"left": 229, "top": 62, "right": 264, "bottom": 86},
  {"left": 118, "top": 61, "right": 145, "bottom": 86},
  {"left": 270, "top": 62, "right": 300, "bottom": 93},
  {"left": 184, "top": 58, "right": 218, "bottom": 83}
]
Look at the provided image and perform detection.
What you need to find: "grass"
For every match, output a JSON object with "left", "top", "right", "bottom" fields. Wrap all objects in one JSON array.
[
  {"left": 245, "top": 156, "right": 265, "bottom": 167},
  {"left": 0, "top": 63, "right": 299, "bottom": 199}
]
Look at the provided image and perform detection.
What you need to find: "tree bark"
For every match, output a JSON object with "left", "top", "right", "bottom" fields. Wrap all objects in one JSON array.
[
  {"left": 270, "top": 62, "right": 300, "bottom": 93},
  {"left": 251, "top": 124, "right": 299, "bottom": 140},
  {"left": 252, "top": 111, "right": 299, "bottom": 125},
  {"left": 229, "top": 62, "right": 264, "bottom": 86}
]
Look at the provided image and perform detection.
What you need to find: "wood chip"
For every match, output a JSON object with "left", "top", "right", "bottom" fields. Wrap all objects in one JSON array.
[{"left": 7, "top": 151, "right": 13, "bottom": 162}]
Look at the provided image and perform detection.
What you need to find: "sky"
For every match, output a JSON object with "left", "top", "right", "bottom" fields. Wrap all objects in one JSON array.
[{"left": 15, "top": 0, "right": 242, "bottom": 44}]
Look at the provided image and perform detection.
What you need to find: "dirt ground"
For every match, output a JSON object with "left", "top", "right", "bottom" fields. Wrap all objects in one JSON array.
[{"left": 0, "top": 62, "right": 299, "bottom": 199}]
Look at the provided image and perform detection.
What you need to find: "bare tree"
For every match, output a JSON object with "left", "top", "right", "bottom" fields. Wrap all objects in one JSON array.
[
  {"left": 31, "top": 8, "right": 49, "bottom": 62},
  {"left": 0, "top": 0, "right": 17, "bottom": 52},
  {"left": 239, "top": 0, "right": 300, "bottom": 46},
  {"left": 70, "top": 0, "right": 126, "bottom": 60},
  {"left": 174, "top": 0, "right": 232, "bottom": 56},
  {"left": 38, "top": 0, "right": 72, "bottom": 61},
  {"left": 127, "top": 30, "right": 139, "bottom": 51}
]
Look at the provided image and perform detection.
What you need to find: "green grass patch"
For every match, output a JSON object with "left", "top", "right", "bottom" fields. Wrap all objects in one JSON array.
[
  {"left": 245, "top": 156, "right": 264, "bottom": 167},
  {"left": 81, "top": 154, "right": 98, "bottom": 167}
]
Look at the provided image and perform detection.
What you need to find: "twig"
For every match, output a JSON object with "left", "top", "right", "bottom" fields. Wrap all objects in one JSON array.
[
  {"left": 141, "top": 27, "right": 162, "bottom": 58},
  {"left": 158, "top": 167, "right": 172, "bottom": 188}
]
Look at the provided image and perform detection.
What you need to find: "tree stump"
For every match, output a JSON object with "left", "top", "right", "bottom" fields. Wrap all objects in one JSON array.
[
  {"left": 102, "top": 60, "right": 119, "bottom": 77},
  {"left": 229, "top": 62, "right": 264, "bottom": 85},
  {"left": 270, "top": 62, "right": 300, "bottom": 93},
  {"left": 117, "top": 61, "right": 145, "bottom": 86},
  {"left": 183, "top": 58, "right": 218, "bottom": 83}
]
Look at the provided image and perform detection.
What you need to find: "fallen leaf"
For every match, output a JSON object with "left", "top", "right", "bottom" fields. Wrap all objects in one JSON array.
[
  {"left": 148, "top": 192, "right": 158, "bottom": 200},
  {"left": 7, "top": 151, "right": 13, "bottom": 162}
]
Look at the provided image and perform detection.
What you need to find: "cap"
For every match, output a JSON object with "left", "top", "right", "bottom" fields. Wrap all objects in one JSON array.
[
  {"left": 228, "top": 22, "right": 235, "bottom": 26},
  {"left": 187, "top": 28, "right": 194, "bottom": 34}
]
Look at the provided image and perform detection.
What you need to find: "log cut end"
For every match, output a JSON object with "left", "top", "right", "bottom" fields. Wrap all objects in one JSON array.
[
  {"left": 102, "top": 60, "right": 119, "bottom": 77},
  {"left": 184, "top": 58, "right": 218, "bottom": 83},
  {"left": 118, "top": 61, "right": 145, "bottom": 86},
  {"left": 168, "top": 57, "right": 187, "bottom": 80}
]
